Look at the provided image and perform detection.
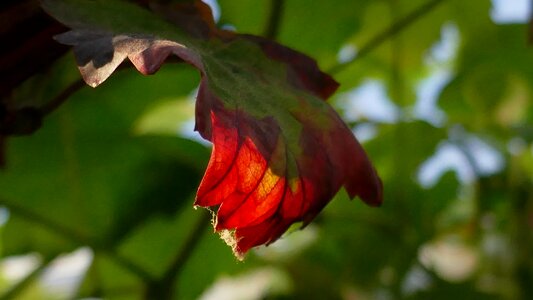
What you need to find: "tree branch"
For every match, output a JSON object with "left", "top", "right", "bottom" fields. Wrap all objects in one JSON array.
[
  {"left": 263, "top": 0, "right": 284, "bottom": 40},
  {"left": 103, "top": 249, "right": 155, "bottom": 283},
  {"left": 40, "top": 78, "right": 86, "bottom": 116},
  {"left": 0, "top": 198, "right": 89, "bottom": 245},
  {"left": 145, "top": 210, "right": 211, "bottom": 299},
  {"left": 328, "top": 0, "right": 446, "bottom": 74},
  {"left": 0, "top": 198, "right": 155, "bottom": 283},
  {"left": 163, "top": 211, "right": 211, "bottom": 281}
]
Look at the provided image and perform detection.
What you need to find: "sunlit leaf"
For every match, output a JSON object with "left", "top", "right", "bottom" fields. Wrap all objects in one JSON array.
[{"left": 42, "top": 0, "right": 383, "bottom": 257}]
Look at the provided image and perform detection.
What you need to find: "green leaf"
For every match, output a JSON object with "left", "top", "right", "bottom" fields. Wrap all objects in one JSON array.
[
  {"left": 440, "top": 23, "right": 533, "bottom": 134},
  {"left": 0, "top": 65, "right": 201, "bottom": 257},
  {"left": 277, "top": 0, "right": 370, "bottom": 66}
]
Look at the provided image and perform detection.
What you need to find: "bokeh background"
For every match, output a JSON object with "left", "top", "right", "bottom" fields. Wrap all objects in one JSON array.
[{"left": 0, "top": 0, "right": 532, "bottom": 299}]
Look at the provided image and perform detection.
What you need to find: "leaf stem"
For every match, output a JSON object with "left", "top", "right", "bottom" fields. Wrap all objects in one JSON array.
[
  {"left": 264, "top": 0, "right": 285, "bottom": 40},
  {"left": 328, "top": 0, "right": 446, "bottom": 74}
]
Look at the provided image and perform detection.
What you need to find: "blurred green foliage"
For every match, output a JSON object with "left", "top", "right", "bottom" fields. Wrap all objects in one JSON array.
[{"left": 0, "top": 0, "right": 532, "bottom": 299}]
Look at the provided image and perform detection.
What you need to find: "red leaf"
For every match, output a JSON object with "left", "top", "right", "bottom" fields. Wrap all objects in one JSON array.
[
  {"left": 42, "top": 0, "right": 383, "bottom": 258},
  {"left": 194, "top": 78, "right": 382, "bottom": 257}
]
